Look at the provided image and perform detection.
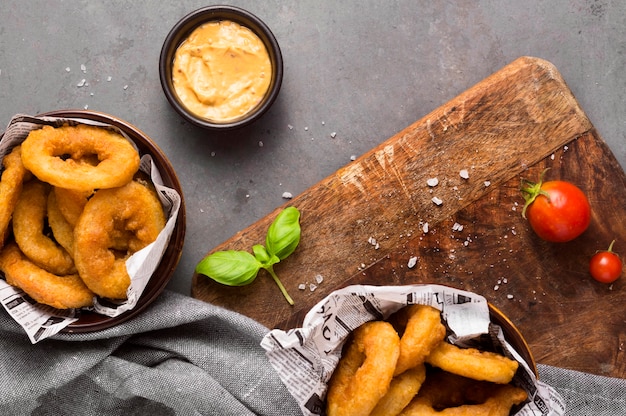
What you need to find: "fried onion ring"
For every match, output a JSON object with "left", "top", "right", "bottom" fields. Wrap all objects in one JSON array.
[
  {"left": 73, "top": 180, "right": 165, "bottom": 299},
  {"left": 0, "top": 243, "right": 93, "bottom": 309},
  {"left": 370, "top": 365, "right": 427, "bottom": 416},
  {"left": 399, "top": 370, "right": 528, "bottom": 416},
  {"left": 53, "top": 187, "right": 93, "bottom": 226},
  {"left": 326, "top": 321, "right": 400, "bottom": 416},
  {"left": 425, "top": 341, "right": 519, "bottom": 384},
  {"left": 21, "top": 124, "right": 140, "bottom": 191},
  {"left": 392, "top": 304, "right": 447, "bottom": 376},
  {"left": 0, "top": 146, "right": 28, "bottom": 247},
  {"left": 47, "top": 190, "right": 75, "bottom": 256},
  {"left": 12, "top": 180, "right": 76, "bottom": 275}
]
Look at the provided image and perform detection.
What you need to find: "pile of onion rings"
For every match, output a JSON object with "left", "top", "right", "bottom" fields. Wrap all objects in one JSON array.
[
  {"left": 0, "top": 124, "right": 165, "bottom": 309},
  {"left": 325, "top": 304, "right": 528, "bottom": 416}
]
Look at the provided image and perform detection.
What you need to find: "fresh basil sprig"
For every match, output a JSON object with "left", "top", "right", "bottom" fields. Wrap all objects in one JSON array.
[{"left": 195, "top": 206, "right": 301, "bottom": 305}]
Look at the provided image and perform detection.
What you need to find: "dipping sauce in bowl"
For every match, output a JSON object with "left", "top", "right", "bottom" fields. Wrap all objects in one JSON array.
[
  {"left": 172, "top": 20, "right": 272, "bottom": 122},
  {"left": 160, "top": 6, "right": 283, "bottom": 131}
]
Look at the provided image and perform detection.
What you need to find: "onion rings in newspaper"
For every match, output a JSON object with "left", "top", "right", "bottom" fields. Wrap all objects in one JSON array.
[
  {"left": 0, "top": 145, "right": 28, "bottom": 247},
  {"left": 391, "top": 304, "right": 446, "bottom": 376},
  {"left": 73, "top": 180, "right": 165, "bottom": 299},
  {"left": 21, "top": 124, "right": 140, "bottom": 191},
  {"left": 12, "top": 180, "right": 76, "bottom": 275},
  {"left": 326, "top": 320, "right": 400, "bottom": 416},
  {"left": 425, "top": 341, "right": 519, "bottom": 384},
  {"left": 0, "top": 243, "right": 93, "bottom": 309}
]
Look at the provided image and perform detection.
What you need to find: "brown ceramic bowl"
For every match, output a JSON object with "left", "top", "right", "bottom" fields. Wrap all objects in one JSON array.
[
  {"left": 31, "top": 110, "right": 186, "bottom": 333},
  {"left": 159, "top": 5, "right": 283, "bottom": 131},
  {"left": 488, "top": 303, "right": 537, "bottom": 376}
]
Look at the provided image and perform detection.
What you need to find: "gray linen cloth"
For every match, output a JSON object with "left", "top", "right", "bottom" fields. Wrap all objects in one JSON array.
[{"left": 0, "top": 290, "right": 624, "bottom": 415}]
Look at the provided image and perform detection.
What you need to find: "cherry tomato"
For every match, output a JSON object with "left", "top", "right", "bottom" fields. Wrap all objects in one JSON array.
[
  {"left": 521, "top": 171, "right": 590, "bottom": 243},
  {"left": 590, "top": 240, "right": 623, "bottom": 283}
]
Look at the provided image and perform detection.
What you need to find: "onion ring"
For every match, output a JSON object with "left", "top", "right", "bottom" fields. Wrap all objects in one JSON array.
[
  {"left": 370, "top": 364, "right": 426, "bottom": 416},
  {"left": 12, "top": 180, "right": 76, "bottom": 275},
  {"left": 47, "top": 190, "right": 75, "bottom": 257},
  {"left": 399, "top": 370, "right": 528, "bottom": 416},
  {"left": 73, "top": 180, "right": 165, "bottom": 299},
  {"left": 0, "top": 146, "right": 28, "bottom": 248},
  {"left": 392, "top": 304, "right": 446, "bottom": 376},
  {"left": 20, "top": 124, "right": 140, "bottom": 191},
  {"left": 425, "top": 341, "right": 519, "bottom": 384},
  {"left": 53, "top": 187, "right": 93, "bottom": 226},
  {"left": 0, "top": 243, "right": 93, "bottom": 309},
  {"left": 326, "top": 321, "right": 400, "bottom": 416}
]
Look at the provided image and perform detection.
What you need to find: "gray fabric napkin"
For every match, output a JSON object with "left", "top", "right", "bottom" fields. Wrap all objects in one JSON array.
[{"left": 0, "top": 289, "right": 624, "bottom": 415}]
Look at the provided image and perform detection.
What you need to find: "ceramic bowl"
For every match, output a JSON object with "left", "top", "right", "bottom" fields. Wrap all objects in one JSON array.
[{"left": 159, "top": 5, "right": 283, "bottom": 131}]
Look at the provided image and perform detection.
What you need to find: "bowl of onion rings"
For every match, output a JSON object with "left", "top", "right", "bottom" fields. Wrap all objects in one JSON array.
[
  {"left": 262, "top": 284, "right": 564, "bottom": 416},
  {"left": 0, "top": 110, "right": 185, "bottom": 337}
]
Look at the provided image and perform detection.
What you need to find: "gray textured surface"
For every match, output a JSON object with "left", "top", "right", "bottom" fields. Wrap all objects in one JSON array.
[{"left": 1, "top": 1, "right": 625, "bottom": 296}]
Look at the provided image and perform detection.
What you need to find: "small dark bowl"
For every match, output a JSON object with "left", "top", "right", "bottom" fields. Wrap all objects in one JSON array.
[
  {"left": 35, "top": 110, "right": 186, "bottom": 333},
  {"left": 159, "top": 5, "right": 283, "bottom": 131}
]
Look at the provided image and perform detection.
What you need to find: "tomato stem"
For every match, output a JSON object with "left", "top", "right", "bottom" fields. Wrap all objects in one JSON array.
[
  {"left": 520, "top": 169, "right": 551, "bottom": 219},
  {"left": 607, "top": 239, "right": 616, "bottom": 253}
]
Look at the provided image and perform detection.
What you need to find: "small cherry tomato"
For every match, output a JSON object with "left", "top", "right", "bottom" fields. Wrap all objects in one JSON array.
[
  {"left": 590, "top": 240, "right": 623, "bottom": 283},
  {"left": 521, "top": 170, "right": 591, "bottom": 243}
]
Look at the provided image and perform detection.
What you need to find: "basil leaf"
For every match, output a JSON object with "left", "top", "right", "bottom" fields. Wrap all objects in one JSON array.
[
  {"left": 195, "top": 250, "right": 261, "bottom": 286},
  {"left": 266, "top": 206, "right": 301, "bottom": 260}
]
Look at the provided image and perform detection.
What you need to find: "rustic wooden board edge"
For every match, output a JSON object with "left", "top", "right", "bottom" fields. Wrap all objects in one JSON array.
[{"left": 191, "top": 56, "right": 597, "bottom": 326}]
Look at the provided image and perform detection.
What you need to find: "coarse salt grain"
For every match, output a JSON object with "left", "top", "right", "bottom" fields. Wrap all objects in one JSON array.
[
  {"left": 282, "top": 192, "right": 293, "bottom": 199},
  {"left": 408, "top": 256, "right": 418, "bottom": 268},
  {"left": 350, "top": 155, "right": 357, "bottom": 161},
  {"left": 423, "top": 223, "right": 429, "bottom": 233},
  {"left": 315, "top": 274, "right": 324, "bottom": 284},
  {"left": 459, "top": 169, "right": 469, "bottom": 179},
  {"left": 432, "top": 196, "right": 443, "bottom": 206},
  {"left": 484, "top": 181, "right": 491, "bottom": 187},
  {"left": 298, "top": 283, "right": 306, "bottom": 290},
  {"left": 330, "top": 132, "right": 337, "bottom": 138},
  {"left": 427, "top": 177, "right": 439, "bottom": 187},
  {"left": 77, "top": 79, "right": 86, "bottom": 87}
]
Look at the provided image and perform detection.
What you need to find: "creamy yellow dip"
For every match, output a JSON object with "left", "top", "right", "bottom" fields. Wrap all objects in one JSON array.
[{"left": 172, "top": 20, "right": 272, "bottom": 122}]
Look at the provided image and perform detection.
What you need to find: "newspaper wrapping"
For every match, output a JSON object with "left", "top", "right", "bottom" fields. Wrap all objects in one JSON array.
[
  {"left": 261, "top": 284, "right": 566, "bottom": 416},
  {"left": 0, "top": 114, "right": 181, "bottom": 343}
]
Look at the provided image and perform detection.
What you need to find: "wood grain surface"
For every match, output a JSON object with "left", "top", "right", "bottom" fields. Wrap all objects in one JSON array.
[{"left": 192, "top": 56, "right": 625, "bottom": 378}]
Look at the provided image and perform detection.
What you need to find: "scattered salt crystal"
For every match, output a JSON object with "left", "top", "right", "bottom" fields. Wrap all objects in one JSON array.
[
  {"left": 298, "top": 283, "right": 306, "bottom": 290},
  {"left": 350, "top": 155, "right": 357, "bottom": 161},
  {"left": 309, "top": 283, "right": 317, "bottom": 292},
  {"left": 452, "top": 222, "right": 464, "bottom": 232},
  {"left": 432, "top": 196, "right": 443, "bottom": 206},
  {"left": 210, "top": 151, "right": 216, "bottom": 157},
  {"left": 550, "top": 154, "right": 555, "bottom": 160},
  {"left": 80, "top": 64, "right": 86, "bottom": 73},
  {"left": 484, "top": 181, "right": 491, "bottom": 187},
  {"left": 506, "top": 294, "right": 514, "bottom": 299},
  {"left": 459, "top": 169, "right": 469, "bottom": 179},
  {"left": 76, "top": 79, "right": 86, "bottom": 87},
  {"left": 258, "top": 141, "right": 264, "bottom": 147},
  {"left": 427, "top": 177, "right": 439, "bottom": 187},
  {"left": 322, "top": 121, "right": 325, "bottom": 125},
  {"left": 315, "top": 274, "right": 324, "bottom": 284},
  {"left": 330, "top": 132, "right": 337, "bottom": 138},
  {"left": 360, "top": 263, "right": 366, "bottom": 269},
  {"left": 65, "top": 67, "right": 71, "bottom": 72},
  {"left": 288, "top": 124, "right": 293, "bottom": 130},
  {"left": 282, "top": 192, "right": 293, "bottom": 199},
  {"left": 107, "top": 76, "right": 112, "bottom": 82},
  {"left": 494, "top": 285, "right": 500, "bottom": 291},
  {"left": 463, "top": 240, "right": 469, "bottom": 246},
  {"left": 563, "top": 145, "right": 569, "bottom": 151},
  {"left": 408, "top": 256, "right": 418, "bottom": 268},
  {"left": 422, "top": 223, "right": 429, "bottom": 233},
  {"left": 123, "top": 85, "right": 128, "bottom": 90},
  {"left": 83, "top": 104, "right": 88, "bottom": 109},
  {"left": 304, "top": 126, "right": 308, "bottom": 131}
]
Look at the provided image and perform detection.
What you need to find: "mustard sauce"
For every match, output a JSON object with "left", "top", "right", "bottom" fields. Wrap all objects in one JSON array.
[{"left": 172, "top": 20, "right": 272, "bottom": 122}]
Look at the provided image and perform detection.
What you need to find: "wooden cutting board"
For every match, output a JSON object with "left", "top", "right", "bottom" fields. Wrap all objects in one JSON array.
[{"left": 192, "top": 56, "right": 625, "bottom": 379}]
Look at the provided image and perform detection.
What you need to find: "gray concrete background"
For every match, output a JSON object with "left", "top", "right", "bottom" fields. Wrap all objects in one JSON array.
[{"left": 1, "top": 1, "right": 624, "bottom": 296}]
